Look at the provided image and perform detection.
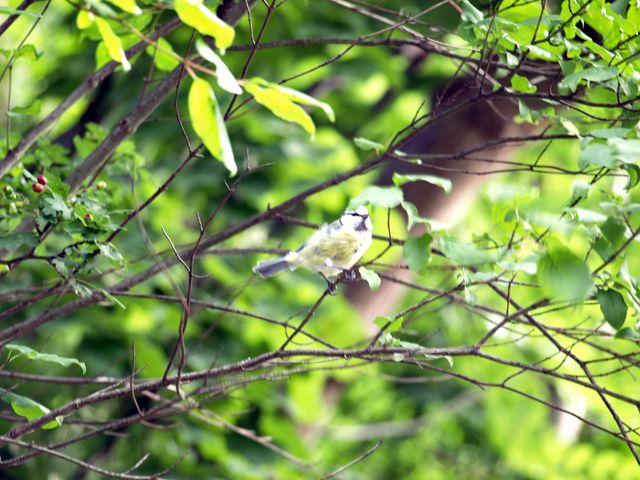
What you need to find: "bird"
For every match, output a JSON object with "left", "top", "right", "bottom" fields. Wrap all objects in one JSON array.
[{"left": 253, "top": 206, "right": 373, "bottom": 282}]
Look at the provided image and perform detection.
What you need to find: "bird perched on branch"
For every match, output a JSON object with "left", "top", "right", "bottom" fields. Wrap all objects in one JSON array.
[{"left": 253, "top": 206, "right": 373, "bottom": 283}]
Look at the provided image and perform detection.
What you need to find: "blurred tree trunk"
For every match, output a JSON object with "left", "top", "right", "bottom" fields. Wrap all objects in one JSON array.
[{"left": 348, "top": 79, "right": 538, "bottom": 331}]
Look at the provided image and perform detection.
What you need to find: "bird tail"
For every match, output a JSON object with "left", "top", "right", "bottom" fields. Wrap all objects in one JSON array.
[{"left": 253, "top": 257, "right": 293, "bottom": 278}]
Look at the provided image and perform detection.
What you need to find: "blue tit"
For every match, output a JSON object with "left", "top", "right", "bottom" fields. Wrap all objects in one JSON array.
[{"left": 253, "top": 206, "right": 373, "bottom": 280}]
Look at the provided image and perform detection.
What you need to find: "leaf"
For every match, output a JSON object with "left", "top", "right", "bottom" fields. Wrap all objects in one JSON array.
[
  {"left": 244, "top": 80, "right": 315, "bottom": 136},
  {"left": 579, "top": 141, "right": 616, "bottom": 169},
  {"left": 622, "top": 164, "right": 640, "bottom": 191},
  {"left": 188, "top": 77, "right": 237, "bottom": 175},
  {"left": 596, "top": 288, "right": 627, "bottom": 329},
  {"left": 350, "top": 186, "right": 403, "bottom": 209},
  {"left": 440, "top": 238, "right": 500, "bottom": 266},
  {"left": 392, "top": 173, "right": 452, "bottom": 193},
  {"left": 538, "top": 247, "right": 593, "bottom": 303},
  {"left": 174, "top": 0, "right": 235, "bottom": 51},
  {"left": 510, "top": 74, "right": 537, "bottom": 93},
  {"left": 558, "top": 66, "right": 618, "bottom": 92},
  {"left": 0, "top": 233, "right": 38, "bottom": 250},
  {"left": 272, "top": 84, "right": 335, "bottom": 122},
  {"left": 195, "top": 40, "right": 242, "bottom": 94},
  {"left": 0, "top": 388, "right": 63, "bottom": 430},
  {"left": 600, "top": 217, "right": 625, "bottom": 248},
  {"left": 106, "top": 0, "right": 142, "bottom": 15},
  {"left": 615, "top": 327, "right": 638, "bottom": 340},
  {"left": 359, "top": 267, "right": 380, "bottom": 291},
  {"left": 403, "top": 234, "right": 432, "bottom": 273},
  {"left": 95, "top": 18, "right": 131, "bottom": 71},
  {"left": 354, "top": 137, "right": 384, "bottom": 153},
  {"left": 459, "top": 0, "right": 483, "bottom": 23},
  {"left": 7, "top": 100, "right": 42, "bottom": 118},
  {"left": 146, "top": 37, "right": 180, "bottom": 72},
  {"left": 374, "top": 315, "right": 402, "bottom": 333},
  {"left": 5, "top": 344, "right": 86, "bottom": 374}
]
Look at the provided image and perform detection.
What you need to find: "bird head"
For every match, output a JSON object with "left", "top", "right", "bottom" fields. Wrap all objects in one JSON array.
[{"left": 341, "top": 206, "right": 372, "bottom": 233}]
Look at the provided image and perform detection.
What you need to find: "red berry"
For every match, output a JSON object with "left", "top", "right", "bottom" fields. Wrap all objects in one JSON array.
[
  {"left": 37, "top": 175, "right": 48, "bottom": 186},
  {"left": 32, "top": 183, "right": 44, "bottom": 193},
  {"left": 85, "top": 213, "right": 92, "bottom": 220}
]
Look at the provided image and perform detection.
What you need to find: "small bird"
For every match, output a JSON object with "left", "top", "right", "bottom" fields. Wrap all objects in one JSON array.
[{"left": 253, "top": 206, "right": 373, "bottom": 281}]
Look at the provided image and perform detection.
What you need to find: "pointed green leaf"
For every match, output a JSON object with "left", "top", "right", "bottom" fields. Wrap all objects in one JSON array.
[
  {"left": 510, "top": 74, "right": 537, "bottom": 93},
  {"left": 393, "top": 173, "right": 452, "bottom": 193},
  {"left": 5, "top": 344, "right": 86, "bottom": 374},
  {"left": 188, "top": 77, "right": 237, "bottom": 175},
  {"left": 174, "top": 0, "right": 235, "bottom": 50},
  {"left": 596, "top": 288, "right": 627, "bottom": 329},
  {"left": 244, "top": 80, "right": 315, "bottom": 136},
  {"left": 0, "top": 388, "right": 63, "bottom": 430},
  {"left": 95, "top": 18, "right": 131, "bottom": 71}
]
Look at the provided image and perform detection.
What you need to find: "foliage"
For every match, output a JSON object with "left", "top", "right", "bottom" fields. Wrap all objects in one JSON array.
[{"left": 1, "top": 0, "right": 640, "bottom": 478}]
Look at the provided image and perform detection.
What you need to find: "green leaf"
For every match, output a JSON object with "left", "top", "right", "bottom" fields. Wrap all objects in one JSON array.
[
  {"left": 174, "top": 0, "right": 235, "bottom": 50},
  {"left": 5, "top": 344, "right": 86, "bottom": 374},
  {"left": 354, "top": 137, "right": 384, "bottom": 153},
  {"left": 0, "top": 233, "right": 38, "bottom": 250},
  {"left": 459, "top": 0, "right": 483, "bottom": 23},
  {"left": 392, "top": 173, "right": 452, "bottom": 193},
  {"left": 403, "top": 234, "right": 432, "bottom": 273},
  {"left": 600, "top": 217, "right": 625, "bottom": 248},
  {"left": 0, "top": 388, "right": 63, "bottom": 430},
  {"left": 510, "top": 74, "right": 537, "bottom": 93},
  {"left": 440, "top": 238, "right": 500, "bottom": 266},
  {"left": 622, "top": 164, "right": 640, "bottom": 191},
  {"left": 579, "top": 141, "right": 616, "bottom": 169},
  {"left": 596, "top": 288, "right": 627, "bottom": 329},
  {"left": 359, "top": 267, "right": 380, "bottom": 291},
  {"left": 273, "top": 84, "right": 335, "bottom": 123},
  {"left": 350, "top": 186, "right": 403, "bottom": 209},
  {"left": 146, "top": 37, "right": 180, "bottom": 72},
  {"left": 195, "top": 40, "right": 242, "bottom": 94},
  {"left": 538, "top": 247, "right": 593, "bottom": 303},
  {"left": 106, "top": 0, "right": 142, "bottom": 15},
  {"left": 615, "top": 327, "right": 638, "bottom": 340},
  {"left": 7, "top": 100, "right": 42, "bottom": 118},
  {"left": 95, "top": 18, "right": 131, "bottom": 71},
  {"left": 188, "top": 77, "right": 237, "bottom": 175},
  {"left": 244, "top": 80, "right": 315, "bottom": 137},
  {"left": 558, "top": 66, "right": 618, "bottom": 92},
  {"left": 374, "top": 316, "right": 402, "bottom": 333}
]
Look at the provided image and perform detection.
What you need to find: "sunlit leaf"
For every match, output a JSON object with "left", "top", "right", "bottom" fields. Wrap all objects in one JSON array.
[
  {"left": 440, "top": 238, "right": 501, "bottom": 266},
  {"left": 95, "top": 18, "right": 131, "bottom": 71},
  {"left": 195, "top": 39, "right": 242, "bottom": 94},
  {"left": 188, "top": 77, "right": 237, "bottom": 175},
  {"left": 106, "top": 0, "right": 142, "bottom": 14},
  {"left": 174, "top": 0, "right": 235, "bottom": 50}
]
